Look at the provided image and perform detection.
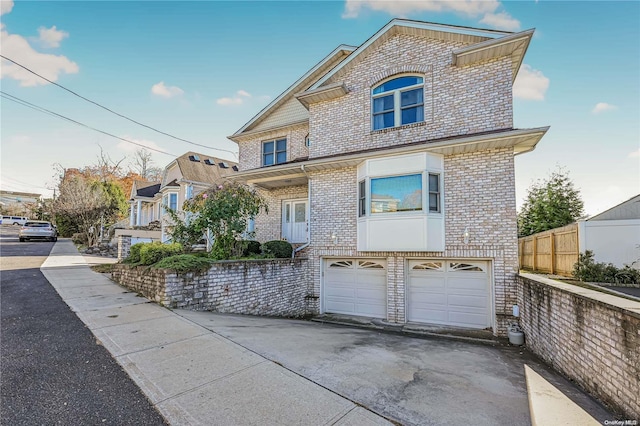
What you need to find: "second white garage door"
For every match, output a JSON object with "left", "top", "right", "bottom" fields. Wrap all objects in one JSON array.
[
  {"left": 408, "top": 260, "right": 491, "bottom": 329},
  {"left": 323, "top": 259, "right": 387, "bottom": 319}
]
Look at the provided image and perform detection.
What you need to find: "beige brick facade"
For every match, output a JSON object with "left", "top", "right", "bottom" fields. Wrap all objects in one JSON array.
[{"left": 234, "top": 28, "right": 531, "bottom": 335}]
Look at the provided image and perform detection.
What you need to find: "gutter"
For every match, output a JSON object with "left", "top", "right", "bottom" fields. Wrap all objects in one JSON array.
[{"left": 292, "top": 164, "right": 311, "bottom": 258}]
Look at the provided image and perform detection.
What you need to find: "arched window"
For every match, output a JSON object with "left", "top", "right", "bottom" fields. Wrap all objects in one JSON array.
[{"left": 372, "top": 75, "right": 424, "bottom": 130}]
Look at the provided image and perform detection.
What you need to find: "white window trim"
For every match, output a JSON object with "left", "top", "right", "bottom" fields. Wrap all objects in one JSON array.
[
  {"left": 371, "top": 74, "right": 425, "bottom": 131},
  {"left": 262, "top": 138, "right": 287, "bottom": 167}
]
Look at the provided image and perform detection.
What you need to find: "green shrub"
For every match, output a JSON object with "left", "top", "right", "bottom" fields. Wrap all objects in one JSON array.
[
  {"left": 262, "top": 240, "right": 293, "bottom": 258},
  {"left": 139, "top": 242, "right": 183, "bottom": 265},
  {"left": 234, "top": 240, "right": 261, "bottom": 257},
  {"left": 573, "top": 251, "right": 640, "bottom": 284},
  {"left": 153, "top": 254, "right": 215, "bottom": 273},
  {"left": 123, "top": 243, "right": 144, "bottom": 264}
]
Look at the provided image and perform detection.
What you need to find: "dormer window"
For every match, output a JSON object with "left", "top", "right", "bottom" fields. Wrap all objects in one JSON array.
[{"left": 372, "top": 75, "right": 424, "bottom": 130}]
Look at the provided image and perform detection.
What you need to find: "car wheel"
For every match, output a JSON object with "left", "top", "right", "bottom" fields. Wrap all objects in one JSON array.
[
  {"left": 19, "top": 237, "right": 25, "bottom": 242},
  {"left": 52, "top": 237, "right": 58, "bottom": 242}
]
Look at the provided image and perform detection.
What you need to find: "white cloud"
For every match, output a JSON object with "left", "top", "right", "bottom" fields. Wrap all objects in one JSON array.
[
  {"left": 479, "top": 11, "right": 521, "bottom": 31},
  {"left": 37, "top": 25, "right": 69, "bottom": 48},
  {"left": 628, "top": 148, "right": 640, "bottom": 158},
  {"left": 0, "top": 0, "right": 14, "bottom": 16},
  {"left": 216, "top": 89, "right": 252, "bottom": 106},
  {"left": 0, "top": 27, "right": 79, "bottom": 86},
  {"left": 151, "top": 81, "right": 184, "bottom": 98},
  {"left": 513, "top": 64, "right": 549, "bottom": 101},
  {"left": 116, "top": 137, "right": 162, "bottom": 154},
  {"left": 343, "top": 0, "right": 500, "bottom": 19},
  {"left": 592, "top": 102, "right": 617, "bottom": 114},
  {"left": 342, "top": 0, "right": 520, "bottom": 31}
]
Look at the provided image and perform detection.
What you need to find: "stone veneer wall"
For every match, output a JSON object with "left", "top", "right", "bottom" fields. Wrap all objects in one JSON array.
[
  {"left": 117, "top": 235, "right": 131, "bottom": 261},
  {"left": 517, "top": 273, "right": 640, "bottom": 418},
  {"left": 112, "top": 259, "right": 310, "bottom": 317}
]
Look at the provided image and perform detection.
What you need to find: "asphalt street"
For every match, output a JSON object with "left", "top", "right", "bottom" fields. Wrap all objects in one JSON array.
[{"left": 0, "top": 226, "right": 166, "bottom": 425}]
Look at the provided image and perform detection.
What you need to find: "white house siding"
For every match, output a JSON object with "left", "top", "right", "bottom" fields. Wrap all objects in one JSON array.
[
  {"left": 579, "top": 219, "right": 640, "bottom": 269},
  {"left": 308, "top": 34, "right": 513, "bottom": 160}
]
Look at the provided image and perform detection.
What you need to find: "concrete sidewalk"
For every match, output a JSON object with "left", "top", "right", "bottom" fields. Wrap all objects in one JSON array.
[{"left": 41, "top": 240, "right": 391, "bottom": 426}]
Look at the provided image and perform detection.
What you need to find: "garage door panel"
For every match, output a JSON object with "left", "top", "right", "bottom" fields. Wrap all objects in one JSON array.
[
  {"left": 324, "top": 259, "right": 386, "bottom": 319},
  {"left": 448, "top": 294, "right": 488, "bottom": 309},
  {"left": 408, "top": 259, "right": 491, "bottom": 329}
]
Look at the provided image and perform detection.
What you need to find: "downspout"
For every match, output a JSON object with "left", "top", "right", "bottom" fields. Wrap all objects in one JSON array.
[{"left": 292, "top": 164, "right": 311, "bottom": 258}]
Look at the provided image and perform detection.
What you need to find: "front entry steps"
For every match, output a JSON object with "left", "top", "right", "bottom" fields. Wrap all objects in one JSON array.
[{"left": 312, "top": 313, "right": 502, "bottom": 345}]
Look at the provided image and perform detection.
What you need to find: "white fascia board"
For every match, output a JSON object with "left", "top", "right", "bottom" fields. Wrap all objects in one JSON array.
[
  {"left": 310, "top": 19, "right": 510, "bottom": 90},
  {"left": 231, "top": 44, "right": 356, "bottom": 137},
  {"left": 451, "top": 29, "right": 534, "bottom": 65}
]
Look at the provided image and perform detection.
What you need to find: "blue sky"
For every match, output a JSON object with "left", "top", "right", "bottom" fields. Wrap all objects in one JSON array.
[{"left": 1, "top": 0, "right": 638, "bottom": 217}]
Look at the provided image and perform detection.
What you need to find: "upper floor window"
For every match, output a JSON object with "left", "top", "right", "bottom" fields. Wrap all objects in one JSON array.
[
  {"left": 372, "top": 75, "right": 424, "bottom": 130},
  {"left": 263, "top": 138, "right": 287, "bottom": 166},
  {"left": 185, "top": 185, "right": 193, "bottom": 200},
  {"left": 163, "top": 192, "right": 178, "bottom": 213}
]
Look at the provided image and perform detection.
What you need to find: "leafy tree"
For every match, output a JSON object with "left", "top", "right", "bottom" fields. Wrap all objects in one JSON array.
[
  {"left": 518, "top": 168, "right": 584, "bottom": 237},
  {"left": 178, "top": 183, "right": 268, "bottom": 259}
]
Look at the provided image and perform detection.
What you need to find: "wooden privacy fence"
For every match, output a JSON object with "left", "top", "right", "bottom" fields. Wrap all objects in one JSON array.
[{"left": 518, "top": 223, "right": 579, "bottom": 277}]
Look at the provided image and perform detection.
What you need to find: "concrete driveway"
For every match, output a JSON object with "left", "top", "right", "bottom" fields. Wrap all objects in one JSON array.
[{"left": 175, "top": 312, "right": 611, "bottom": 426}]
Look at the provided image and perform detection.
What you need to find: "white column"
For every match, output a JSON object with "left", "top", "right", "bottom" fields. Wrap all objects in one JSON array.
[
  {"left": 136, "top": 200, "right": 142, "bottom": 226},
  {"left": 129, "top": 202, "right": 135, "bottom": 226}
]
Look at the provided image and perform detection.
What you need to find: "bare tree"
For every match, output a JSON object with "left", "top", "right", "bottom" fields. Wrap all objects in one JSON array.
[
  {"left": 93, "top": 145, "right": 126, "bottom": 181},
  {"left": 130, "top": 148, "right": 162, "bottom": 181},
  {"left": 55, "top": 176, "right": 108, "bottom": 246}
]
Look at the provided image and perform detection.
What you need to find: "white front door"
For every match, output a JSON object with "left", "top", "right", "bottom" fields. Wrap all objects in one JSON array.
[{"left": 282, "top": 199, "right": 308, "bottom": 243}]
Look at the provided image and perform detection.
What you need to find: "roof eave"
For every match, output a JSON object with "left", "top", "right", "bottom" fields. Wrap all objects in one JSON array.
[
  {"left": 230, "top": 45, "right": 356, "bottom": 137},
  {"left": 230, "top": 127, "right": 549, "bottom": 183}
]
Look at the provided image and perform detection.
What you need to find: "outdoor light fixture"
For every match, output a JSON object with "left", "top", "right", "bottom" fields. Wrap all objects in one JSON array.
[{"left": 463, "top": 227, "right": 470, "bottom": 244}]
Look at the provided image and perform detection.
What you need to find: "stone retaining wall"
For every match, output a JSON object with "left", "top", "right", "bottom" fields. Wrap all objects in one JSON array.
[
  {"left": 112, "top": 258, "right": 311, "bottom": 317},
  {"left": 517, "top": 273, "right": 640, "bottom": 418}
]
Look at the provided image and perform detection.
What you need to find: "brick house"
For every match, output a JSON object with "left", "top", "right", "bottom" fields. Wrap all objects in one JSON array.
[{"left": 229, "top": 19, "right": 548, "bottom": 335}]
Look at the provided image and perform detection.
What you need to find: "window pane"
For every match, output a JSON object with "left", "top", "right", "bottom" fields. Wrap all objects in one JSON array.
[
  {"left": 263, "top": 141, "right": 274, "bottom": 153},
  {"left": 429, "top": 174, "right": 439, "bottom": 192},
  {"left": 373, "top": 76, "right": 424, "bottom": 94},
  {"left": 276, "top": 139, "right": 286, "bottom": 151},
  {"left": 294, "top": 203, "right": 306, "bottom": 222},
  {"left": 264, "top": 153, "right": 274, "bottom": 166},
  {"left": 373, "top": 111, "right": 394, "bottom": 130},
  {"left": 401, "top": 107, "right": 424, "bottom": 125},
  {"left": 429, "top": 193, "right": 439, "bottom": 212},
  {"left": 370, "top": 174, "right": 422, "bottom": 213},
  {"left": 358, "top": 180, "right": 366, "bottom": 217},
  {"left": 373, "top": 95, "right": 394, "bottom": 113},
  {"left": 169, "top": 194, "right": 177, "bottom": 211},
  {"left": 401, "top": 88, "right": 423, "bottom": 107},
  {"left": 276, "top": 151, "right": 287, "bottom": 164},
  {"left": 285, "top": 204, "right": 290, "bottom": 223}
]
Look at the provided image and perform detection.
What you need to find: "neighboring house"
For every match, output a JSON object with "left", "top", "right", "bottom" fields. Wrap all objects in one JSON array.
[
  {"left": 128, "top": 180, "right": 161, "bottom": 227},
  {"left": 578, "top": 194, "right": 640, "bottom": 269},
  {"left": 156, "top": 152, "right": 238, "bottom": 241},
  {"left": 229, "top": 19, "right": 548, "bottom": 335}
]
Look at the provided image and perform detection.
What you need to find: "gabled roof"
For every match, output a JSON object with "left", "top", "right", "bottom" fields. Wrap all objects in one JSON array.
[
  {"left": 160, "top": 151, "right": 238, "bottom": 189},
  {"left": 229, "top": 45, "right": 356, "bottom": 139},
  {"left": 309, "top": 19, "right": 515, "bottom": 90},
  {"left": 587, "top": 194, "right": 640, "bottom": 221},
  {"left": 231, "top": 19, "right": 534, "bottom": 141},
  {"left": 130, "top": 180, "right": 160, "bottom": 199}
]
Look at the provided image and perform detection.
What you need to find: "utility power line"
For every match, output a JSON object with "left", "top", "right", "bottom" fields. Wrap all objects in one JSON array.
[
  {"left": 0, "top": 55, "right": 238, "bottom": 158},
  {"left": 1, "top": 91, "right": 177, "bottom": 156}
]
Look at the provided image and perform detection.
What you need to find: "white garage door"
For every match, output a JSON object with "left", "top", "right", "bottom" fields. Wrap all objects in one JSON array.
[
  {"left": 408, "top": 260, "right": 491, "bottom": 329},
  {"left": 323, "top": 259, "right": 387, "bottom": 318}
]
